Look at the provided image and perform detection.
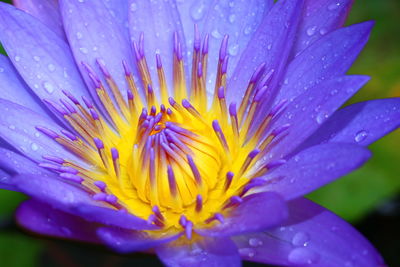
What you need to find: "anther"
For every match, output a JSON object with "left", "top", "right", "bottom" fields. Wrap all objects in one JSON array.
[
  {"left": 59, "top": 173, "right": 83, "bottom": 184},
  {"left": 195, "top": 194, "right": 203, "bottom": 212},
  {"left": 35, "top": 126, "right": 59, "bottom": 139},
  {"left": 187, "top": 154, "right": 202, "bottom": 185},
  {"left": 212, "top": 120, "right": 230, "bottom": 153},
  {"left": 92, "top": 192, "right": 107, "bottom": 201},
  {"left": 179, "top": 215, "right": 187, "bottom": 227},
  {"left": 238, "top": 149, "right": 260, "bottom": 177},
  {"left": 167, "top": 165, "right": 177, "bottom": 197},
  {"left": 185, "top": 220, "right": 193, "bottom": 239},
  {"left": 61, "top": 130, "right": 77, "bottom": 141},
  {"left": 224, "top": 171, "right": 234, "bottom": 191},
  {"left": 94, "top": 180, "right": 107, "bottom": 192},
  {"left": 42, "top": 155, "right": 64, "bottom": 164},
  {"left": 111, "top": 148, "right": 120, "bottom": 178}
]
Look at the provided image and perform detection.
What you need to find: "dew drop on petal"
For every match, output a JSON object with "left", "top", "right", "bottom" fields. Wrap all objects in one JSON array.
[
  {"left": 31, "top": 143, "right": 39, "bottom": 151},
  {"left": 14, "top": 55, "right": 21, "bottom": 62},
  {"left": 79, "top": 47, "right": 89, "bottom": 54},
  {"left": 291, "top": 232, "right": 310, "bottom": 247},
  {"left": 76, "top": 32, "right": 83, "bottom": 39},
  {"left": 354, "top": 130, "right": 368, "bottom": 143},
  {"left": 239, "top": 248, "right": 256, "bottom": 258},
  {"left": 328, "top": 3, "right": 340, "bottom": 11},
  {"left": 33, "top": 56, "right": 41, "bottom": 62},
  {"left": 248, "top": 237, "right": 263, "bottom": 247},
  {"left": 211, "top": 29, "right": 223, "bottom": 39},
  {"left": 190, "top": 1, "right": 207, "bottom": 21},
  {"left": 288, "top": 247, "right": 319, "bottom": 265},
  {"left": 43, "top": 81, "right": 55, "bottom": 94},
  {"left": 319, "top": 28, "right": 328, "bottom": 35},
  {"left": 47, "top": 64, "right": 56, "bottom": 72},
  {"left": 316, "top": 111, "right": 329, "bottom": 124},
  {"left": 306, "top": 26, "right": 317, "bottom": 36},
  {"left": 130, "top": 3, "right": 137, "bottom": 12},
  {"left": 228, "top": 14, "right": 236, "bottom": 23},
  {"left": 229, "top": 44, "right": 239, "bottom": 56}
]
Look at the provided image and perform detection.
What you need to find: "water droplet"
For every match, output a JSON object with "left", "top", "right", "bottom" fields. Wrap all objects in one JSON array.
[
  {"left": 267, "top": 44, "right": 272, "bottom": 50},
  {"left": 319, "top": 28, "right": 328, "bottom": 35},
  {"left": 8, "top": 125, "right": 15, "bottom": 130},
  {"left": 244, "top": 26, "right": 252, "bottom": 35},
  {"left": 306, "top": 26, "right": 317, "bottom": 36},
  {"left": 76, "top": 31, "right": 83, "bottom": 39},
  {"left": 79, "top": 47, "right": 88, "bottom": 54},
  {"left": 228, "top": 14, "right": 236, "bottom": 23},
  {"left": 316, "top": 111, "right": 329, "bottom": 124},
  {"left": 78, "top": 0, "right": 85, "bottom": 3},
  {"left": 292, "top": 232, "right": 310, "bottom": 247},
  {"left": 43, "top": 81, "right": 55, "bottom": 94},
  {"left": 283, "top": 78, "right": 289, "bottom": 85},
  {"left": 248, "top": 238, "right": 263, "bottom": 247},
  {"left": 229, "top": 44, "right": 239, "bottom": 56},
  {"left": 330, "top": 89, "right": 338, "bottom": 95},
  {"left": 190, "top": 2, "right": 207, "bottom": 21},
  {"left": 130, "top": 3, "right": 137, "bottom": 12},
  {"left": 31, "top": 143, "right": 39, "bottom": 151},
  {"left": 354, "top": 130, "right": 368, "bottom": 143},
  {"left": 0, "top": 67, "right": 4, "bottom": 73},
  {"left": 33, "top": 56, "right": 40, "bottom": 62},
  {"left": 14, "top": 55, "right": 21, "bottom": 62},
  {"left": 211, "top": 29, "right": 223, "bottom": 39},
  {"left": 47, "top": 64, "right": 56, "bottom": 72},
  {"left": 239, "top": 248, "right": 256, "bottom": 258},
  {"left": 288, "top": 247, "right": 319, "bottom": 265},
  {"left": 328, "top": 3, "right": 340, "bottom": 10}
]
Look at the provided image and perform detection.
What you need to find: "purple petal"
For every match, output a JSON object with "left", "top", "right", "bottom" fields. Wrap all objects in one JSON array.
[
  {"left": 60, "top": 0, "right": 135, "bottom": 98},
  {"left": 102, "top": 0, "right": 129, "bottom": 37},
  {"left": 227, "top": 0, "right": 303, "bottom": 104},
  {"left": 128, "top": 0, "right": 186, "bottom": 90},
  {"left": 0, "top": 169, "right": 14, "bottom": 190},
  {"left": 0, "top": 3, "right": 90, "bottom": 104},
  {"left": 0, "top": 147, "right": 51, "bottom": 176},
  {"left": 196, "top": 192, "right": 288, "bottom": 237},
  {"left": 254, "top": 143, "right": 371, "bottom": 200},
  {"left": 292, "top": 0, "right": 354, "bottom": 57},
  {"left": 177, "top": 0, "right": 273, "bottom": 71},
  {"left": 0, "top": 99, "right": 76, "bottom": 162},
  {"left": 13, "top": 173, "right": 156, "bottom": 230},
  {"left": 267, "top": 75, "right": 369, "bottom": 160},
  {"left": 274, "top": 21, "right": 373, "bottom": 105},
  {"left": 74, "top": 205, "right": 158, "bottom": 231},
  {"left": 233, "top": 198, "right": 384, "bottom": 266},
  {"left": 13, "top": 0, "right": 65, "bottom": 39},
  {"left": 181, "top": 0, "right": 274, "bottom": 90},
  {"left": 300, "top": 98, "right": 400, "bottom": 149},
  {"left": 16, "top": 199, "right": 100, "bottom": 243},
  {"left": 0, "top": 55, "right": 47, "bottom": 116},
  {"left": 97, "top": 227, "right": 180, "bottom": 254},
  {"left": 156, "top": 236, "right": 241, "bottom": 267}
]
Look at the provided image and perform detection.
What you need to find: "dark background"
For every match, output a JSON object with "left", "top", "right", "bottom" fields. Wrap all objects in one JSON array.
[{"left": 0, "top": 0, "right": 399, "bottom": 266}]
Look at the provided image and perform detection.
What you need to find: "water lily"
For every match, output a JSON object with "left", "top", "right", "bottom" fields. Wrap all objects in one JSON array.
[{"left": 0, "top": 0, "right": 398, "bottom": 266}]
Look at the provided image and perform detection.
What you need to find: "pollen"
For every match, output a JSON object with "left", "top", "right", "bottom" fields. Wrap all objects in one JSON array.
[{"left": 37, "top": 26, "right": 289, "bottom": 235}]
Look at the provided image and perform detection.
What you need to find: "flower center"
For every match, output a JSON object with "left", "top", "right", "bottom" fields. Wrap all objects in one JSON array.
[{"left": 37, "top": 27, "right": 289, "bottom": 233}]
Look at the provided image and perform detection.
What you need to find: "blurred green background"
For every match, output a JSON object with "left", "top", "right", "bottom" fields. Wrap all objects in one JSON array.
[{"left": 0, "top": 0, "right": 399, "bottom": 266}]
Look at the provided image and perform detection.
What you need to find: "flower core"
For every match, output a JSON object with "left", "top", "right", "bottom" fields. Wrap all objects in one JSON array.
[{"left": 38, "top": 29, "right": 287, "bottom": 234}]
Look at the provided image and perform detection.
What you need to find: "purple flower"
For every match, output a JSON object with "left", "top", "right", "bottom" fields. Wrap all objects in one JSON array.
[{"left": 0, "top": 0, "right": 398, "bottom": 266}]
